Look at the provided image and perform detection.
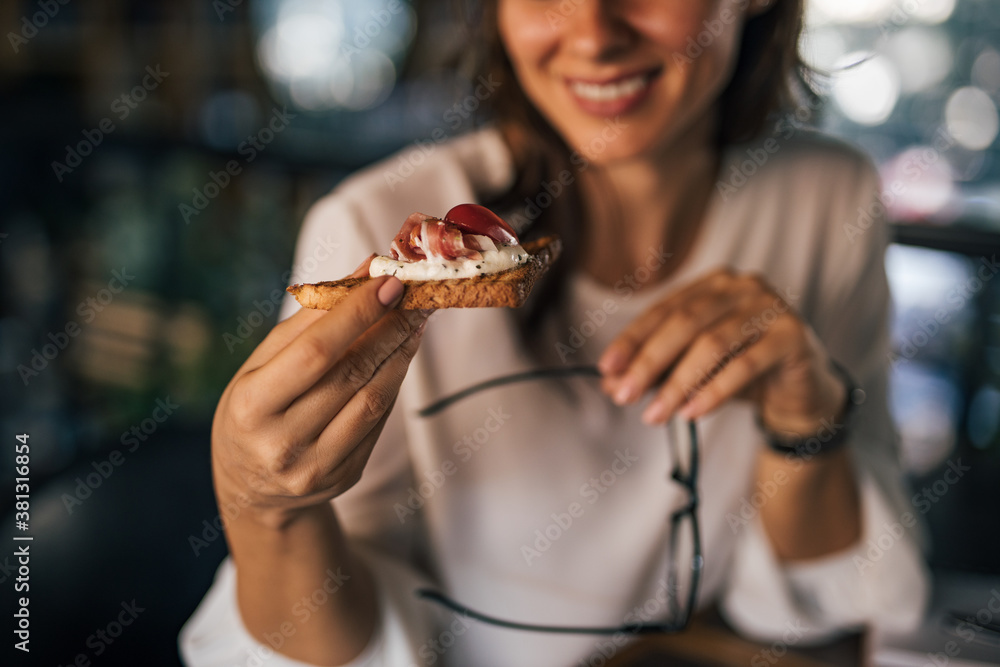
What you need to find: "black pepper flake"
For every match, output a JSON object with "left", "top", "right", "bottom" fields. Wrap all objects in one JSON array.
[{"left": 476, "top": 264, "right": 482, "bottom": 269}]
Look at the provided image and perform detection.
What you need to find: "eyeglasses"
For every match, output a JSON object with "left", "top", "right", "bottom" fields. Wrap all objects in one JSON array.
[{"left": 414, "top": 364, "right": 702, "bottom": 636}]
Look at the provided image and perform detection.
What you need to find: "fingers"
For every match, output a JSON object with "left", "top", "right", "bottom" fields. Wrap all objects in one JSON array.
[
  {"left": 311, "top": 317, "right": 426, "bottom": 472},
  {"left": 641, "top": 314, "right": 784, "bottom": 425},
  {"left": 601, "top": 289, "right": 741, "bottom": 404},
  {"left": 285, "top": 309, "right": 429, "bottom": 438},
  {"left": 250, "top": 275, "right": 406, "bottom": 413},
  {"left": 598, "top": 270, "right": 734, "bottom": 377},
  {"left": 242, "top": 306, "right": 326, "bottom": 370}
]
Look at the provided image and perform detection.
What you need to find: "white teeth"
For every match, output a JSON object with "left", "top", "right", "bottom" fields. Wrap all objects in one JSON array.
[{"left": 570, "top": 74, "right": 648, "bottom": 102}]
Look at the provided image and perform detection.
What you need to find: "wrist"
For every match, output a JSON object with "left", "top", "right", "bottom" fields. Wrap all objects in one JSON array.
[
  {"left": 213, "top": 474, "right": 321, "bottom": 532},
  {"left": 760, "top": 370, "right": 846, "bottom": 437},
  {"left": 758, "top": 359, "right": 864, "bottom": 458}
]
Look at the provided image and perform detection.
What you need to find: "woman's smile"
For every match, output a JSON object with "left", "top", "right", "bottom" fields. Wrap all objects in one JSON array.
[{"left": 564, "top": 67, "right": 662, "bottom": 117}]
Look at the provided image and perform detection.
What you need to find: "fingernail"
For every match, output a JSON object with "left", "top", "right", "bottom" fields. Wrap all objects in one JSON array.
[
  {"left": 642, "top": 400, "right": 668, "bottom": 425},
  {"left": 377, "top": 277, "right": 404, "bottom": 306},
  {"left": 414, "top": 319, "right": 428, "bottom": 336},
  {"left": 614, "top": 379, "right": 637, "bottom": 405}
]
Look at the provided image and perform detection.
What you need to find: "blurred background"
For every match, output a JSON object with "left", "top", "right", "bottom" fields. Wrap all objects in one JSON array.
[{"left": 1, "top": 0, "right": 998, "bottom": 665}]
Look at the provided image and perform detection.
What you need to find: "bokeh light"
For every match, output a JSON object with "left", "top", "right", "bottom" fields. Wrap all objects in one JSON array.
[
  {"left": 832, "top": 53, "right": 901, "bottom": 125},
  {"left": 945, "top": 86, "right": 1000, "bottom": 151},
  {"left": 884, "top": 27, "right": 952, "bottom": 93},
  {"left": 972, "top": 48, "right": 1000, "bottom": 93},
  {"left": 881, "top": 146, "right": 956, "bottom": 219},
  {"left": 807, "top": 0, "right": 894, "bottom": 25},
  {"left": 255, "top": 0, "right": 415, "bottom": 112},
  {"left": 909, "top": 0, "right": 957, "bottom": 24},
  {"left": 799, "top": 26, "right": 848, "bottom": 72}
]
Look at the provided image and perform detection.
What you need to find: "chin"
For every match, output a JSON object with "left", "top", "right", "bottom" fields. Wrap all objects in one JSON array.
[{"left": 561, "top": 124, "right": 675, "bottom": 166}]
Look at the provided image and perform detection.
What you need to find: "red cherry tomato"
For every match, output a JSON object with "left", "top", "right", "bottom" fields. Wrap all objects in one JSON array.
[{"left": 444, "top": 204, "right": 519, "bottom": 246}]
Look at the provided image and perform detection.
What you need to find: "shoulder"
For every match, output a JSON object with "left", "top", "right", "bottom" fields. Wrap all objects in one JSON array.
[
  {"left": 718, "top": 129, "right": 884, "bottom": 248},
  {"left": 722, "top": 129, "right": 879, "bottom": 200}
]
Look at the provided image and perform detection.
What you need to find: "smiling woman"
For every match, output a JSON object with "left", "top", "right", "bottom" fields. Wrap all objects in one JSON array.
[{"left": 180, "top": 1, "right": 930, "bottom": 666}]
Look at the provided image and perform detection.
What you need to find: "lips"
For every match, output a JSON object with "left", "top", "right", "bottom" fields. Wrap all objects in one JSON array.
[{"left": 565, "top": 68, "right": 660, "bottom": 116}]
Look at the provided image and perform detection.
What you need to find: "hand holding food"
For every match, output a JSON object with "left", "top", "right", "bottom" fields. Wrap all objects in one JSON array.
[{"left": 213, "top": 265, "right": 428, "bottom": 523}]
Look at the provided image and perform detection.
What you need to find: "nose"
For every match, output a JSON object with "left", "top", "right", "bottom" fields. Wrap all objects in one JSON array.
[{"left": 562, "top": 0, "right": 632, "bottom": 60}]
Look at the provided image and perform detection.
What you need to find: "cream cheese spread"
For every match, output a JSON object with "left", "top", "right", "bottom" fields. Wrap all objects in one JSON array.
[{"left": 370, "top": 243, "right": 529, "bottom": 281}]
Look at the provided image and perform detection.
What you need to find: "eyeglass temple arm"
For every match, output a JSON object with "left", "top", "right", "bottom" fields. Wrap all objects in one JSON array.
[
  {"left": 417, "top": 365, "right": 602, "bottom": 417},
  {"left": 415, "top": 588, "right": 683, "bottom": 636}
]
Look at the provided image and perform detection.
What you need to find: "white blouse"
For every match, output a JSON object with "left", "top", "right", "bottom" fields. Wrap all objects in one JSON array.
[{"left": 180, "top": 128, "right": 930, "bottom": 666}]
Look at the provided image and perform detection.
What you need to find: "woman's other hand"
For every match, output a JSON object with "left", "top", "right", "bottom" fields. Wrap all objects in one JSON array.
[{"left": 598, "top": 268, "right": 846, "bottom": 436}]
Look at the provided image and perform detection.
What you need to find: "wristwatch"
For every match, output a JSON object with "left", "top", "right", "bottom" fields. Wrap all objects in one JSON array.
[{"left": 758, "top": 360, "right": 866, "bottom": 458}]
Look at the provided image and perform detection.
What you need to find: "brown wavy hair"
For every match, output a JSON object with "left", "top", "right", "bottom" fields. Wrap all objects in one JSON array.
[{"left": 466, "top": 1, "right": 816, "bottom": 340}]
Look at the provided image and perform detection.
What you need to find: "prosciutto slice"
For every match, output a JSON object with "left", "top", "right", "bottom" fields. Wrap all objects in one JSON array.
[{"left": 389, "top": 213, "right": 484, "bottom": 262}]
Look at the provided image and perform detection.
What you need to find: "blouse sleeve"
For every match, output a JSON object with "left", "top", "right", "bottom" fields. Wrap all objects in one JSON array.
[
  {"left": 720, "top": 152, "right": 931, "bottom": 643},
  {"left": 179, "top": 190, "right": 445, "bottom": 666}
]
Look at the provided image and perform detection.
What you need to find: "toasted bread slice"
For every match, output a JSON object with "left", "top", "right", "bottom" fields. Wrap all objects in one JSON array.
[{"left": 287, "top": 236, "right": 561, "bottom": 310}]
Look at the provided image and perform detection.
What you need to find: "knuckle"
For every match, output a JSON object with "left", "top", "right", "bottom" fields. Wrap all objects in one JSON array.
[
  {"left": 734, "top": 353, "right": 758, "bottom": 377},
  {"left": 228, "top": 378, "right": 261, "bottom": 430},
  {"left": 298, "top": 335, "right": 333, "bottom": 369},
  {"left": 357, "top": 385, "right": 394, "bottom": 422},
  {"left": 342, "top": 352, "right": 379, "bottom": 387},
  {"left": 705, "top": 329, "right": 732, "bottom": 352},
  {"left": 283, "top": 469, "right": 319, "bottom": 497},
  {"left": 671, "top": 306, "right": 698, "bottom": 334},
  {"left": 741, "top": 271, "right": 767, "bottom": 291}
]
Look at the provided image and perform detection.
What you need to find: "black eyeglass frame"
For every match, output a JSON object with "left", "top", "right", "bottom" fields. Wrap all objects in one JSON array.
[{"left": 413, "top": 365, "right": 703, "bottom": 636}]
